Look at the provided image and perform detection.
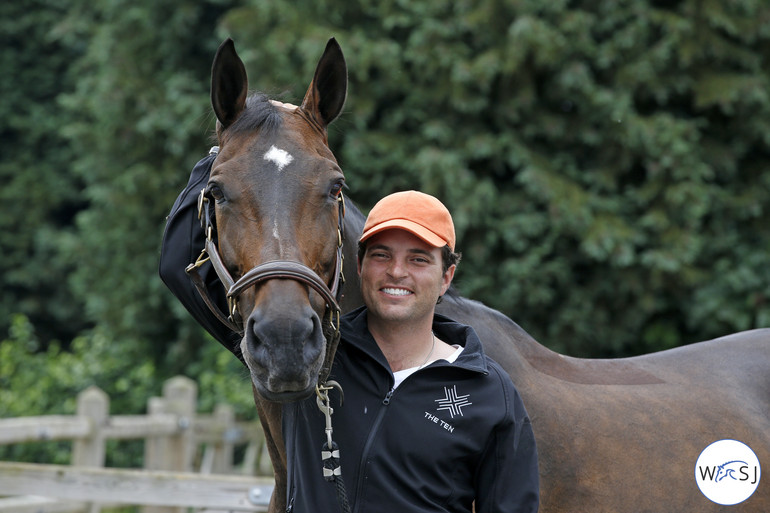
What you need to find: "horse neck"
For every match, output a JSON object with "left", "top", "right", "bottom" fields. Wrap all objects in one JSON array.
[{"left": 437, "top": 294, "right": 545, "bottom": 384}]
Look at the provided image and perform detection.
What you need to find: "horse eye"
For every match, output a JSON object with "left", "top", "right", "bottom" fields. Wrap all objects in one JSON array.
[
  {"left": 329, "top": 181, "right": 344, "bottom": 198},
  {"left": 206, "top": 183, "right": 224, "bottom": 202}
]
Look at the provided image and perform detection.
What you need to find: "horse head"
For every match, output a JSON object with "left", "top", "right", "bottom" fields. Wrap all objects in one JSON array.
[
  {"left": 206, "top": 38, "right": 347, "bottom": 402},
  {"left": 715, "top": 460, "right": 749, "bottom": 482}
]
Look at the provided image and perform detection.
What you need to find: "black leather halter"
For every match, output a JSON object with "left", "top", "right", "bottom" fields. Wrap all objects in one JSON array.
[{"left": 185, "top": 150, "right": 346, "bottom": 384}]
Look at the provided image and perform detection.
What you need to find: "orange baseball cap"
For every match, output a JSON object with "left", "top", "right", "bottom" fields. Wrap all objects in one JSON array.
[{"left": 360, "top": 190, "right": 456, "bottom": 250}]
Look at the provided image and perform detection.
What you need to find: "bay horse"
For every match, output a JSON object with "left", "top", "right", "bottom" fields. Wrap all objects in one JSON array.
[{"left": 192, "top": 38, "right": 770, "bottom": 512}]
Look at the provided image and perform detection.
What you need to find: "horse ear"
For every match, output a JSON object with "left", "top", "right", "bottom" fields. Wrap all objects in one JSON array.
[
  {"left": 211, "top": 38, "right": 248, "bottom": 130},
  {"left": 300, "top": 38, "right": 347, "bottom": 128}
]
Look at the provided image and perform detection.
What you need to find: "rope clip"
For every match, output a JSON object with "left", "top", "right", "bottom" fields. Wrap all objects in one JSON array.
[{"left": 316, "top": 380, "right": 343, "bottom": 448}]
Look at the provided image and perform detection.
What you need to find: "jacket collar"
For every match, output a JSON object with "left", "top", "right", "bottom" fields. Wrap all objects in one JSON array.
[{"left": 340, "top": 306, "right": 489, "bottom": 375}]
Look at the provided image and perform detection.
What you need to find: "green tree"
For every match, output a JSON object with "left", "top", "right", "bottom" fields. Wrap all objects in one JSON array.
[
  {"left": 53, "top": 0, "right": 239, "bottom": 370},
  {"left": 0, "top": 1, "right": 87, "bottom": 346}
]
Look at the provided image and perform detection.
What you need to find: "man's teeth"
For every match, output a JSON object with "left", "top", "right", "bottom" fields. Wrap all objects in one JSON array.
[{"left": 382, "top": 288, "right": 412, "bottom": 296}]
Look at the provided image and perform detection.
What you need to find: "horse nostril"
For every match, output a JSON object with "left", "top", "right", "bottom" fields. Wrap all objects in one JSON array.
[
  {"left": 244, "top": 316, "right": 267, "bottom": 361},
  {"left": 245, "top": 305, "right": 320, "bottom": 364}
]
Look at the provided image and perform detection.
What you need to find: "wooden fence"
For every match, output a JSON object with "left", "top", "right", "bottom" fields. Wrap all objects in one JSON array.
[{"left": 0, "top": 376, "right": 275, "bottom": 512}]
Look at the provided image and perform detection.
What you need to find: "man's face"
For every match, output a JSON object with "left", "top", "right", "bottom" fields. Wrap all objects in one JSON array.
[{"left": 358, "top": 229, "right": 455, "bottom": 327}]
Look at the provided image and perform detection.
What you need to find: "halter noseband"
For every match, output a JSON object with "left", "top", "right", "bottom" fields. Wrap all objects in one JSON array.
[{"left": 185, "top": 147, "right": 346, "bottom": 385}]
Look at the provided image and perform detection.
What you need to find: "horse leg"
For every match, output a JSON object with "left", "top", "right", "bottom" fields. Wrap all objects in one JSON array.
[{"left": 252, "top": 385, "right": 287, "bottom": 513}]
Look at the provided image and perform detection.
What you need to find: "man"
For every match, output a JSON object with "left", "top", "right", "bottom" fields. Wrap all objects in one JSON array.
[
  {"left": 284, "top": 190, "right": 539, "bottom": 512},
  {"left": 160, "top": 157, "right": 539, "bottom": 512}
]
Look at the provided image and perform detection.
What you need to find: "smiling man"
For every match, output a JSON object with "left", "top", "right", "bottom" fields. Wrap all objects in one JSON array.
[{"left": 283, "top": 190, "right": 540, "bottom": 512}]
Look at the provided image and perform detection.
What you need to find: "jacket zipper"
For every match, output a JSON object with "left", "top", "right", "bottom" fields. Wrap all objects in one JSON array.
[{"left": 352, "top": 386, "right": 395, "bottom": 513}]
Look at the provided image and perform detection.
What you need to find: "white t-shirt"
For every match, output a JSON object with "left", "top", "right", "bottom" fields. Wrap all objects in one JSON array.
[{"left": 392, "top": 345, "right": 464, "bottom": 389}]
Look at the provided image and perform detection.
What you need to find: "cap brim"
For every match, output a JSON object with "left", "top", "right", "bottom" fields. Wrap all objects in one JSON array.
[{"left": 359, "top": 219, "right": 449, "bottom": 248}]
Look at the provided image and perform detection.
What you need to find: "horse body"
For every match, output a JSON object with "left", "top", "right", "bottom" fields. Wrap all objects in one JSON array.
[
  {"left": 200, "top": 38, "right": 770, "bottom": 512},
  {"left": 440, "top": 294, "right": 769, "bottom": 511}
]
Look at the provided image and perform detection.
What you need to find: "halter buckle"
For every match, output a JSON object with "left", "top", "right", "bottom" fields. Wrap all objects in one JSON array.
[
  {"left": 186, "top": 248, "right": 210, "bottom": 271},
  {"left": 227, "top": 296, "right": 240, "bottom": 323}
]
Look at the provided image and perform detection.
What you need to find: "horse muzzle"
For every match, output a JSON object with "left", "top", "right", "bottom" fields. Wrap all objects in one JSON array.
[{"left": 240, "top": 296, "right": 326, "bottom": 402}]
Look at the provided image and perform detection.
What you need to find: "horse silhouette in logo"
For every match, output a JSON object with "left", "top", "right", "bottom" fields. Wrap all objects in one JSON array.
[{"left": 715, "top": 460, "right": 749, "bottom": 482}]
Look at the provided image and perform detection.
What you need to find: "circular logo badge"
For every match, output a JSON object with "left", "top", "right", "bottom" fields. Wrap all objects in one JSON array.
[{"left": 695, "top": 439, "right": 761, "bottom": 506}]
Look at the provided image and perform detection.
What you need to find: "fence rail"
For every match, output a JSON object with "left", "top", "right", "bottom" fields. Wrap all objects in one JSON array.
[
  {"left": 0, "top": 414, "right": 181, "bottom": 444},
  {"left": 0, "top": 462, "right": 273, "bottom": 511},
  {"left": 0, "top": 376, "right": 274, "bottom": 512}
]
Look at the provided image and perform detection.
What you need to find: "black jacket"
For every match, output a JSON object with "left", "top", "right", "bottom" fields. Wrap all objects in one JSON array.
[
  {"left": 158, "top": 151, "right": 243, "bottom": 358},
  {"left": 283, "top": 306, "right": 539, "bottom": 513}
]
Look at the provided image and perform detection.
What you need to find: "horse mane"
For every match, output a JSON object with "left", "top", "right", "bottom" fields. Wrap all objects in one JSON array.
[{"left": 227, "top": 92, "right": 284, "bottom": 136}]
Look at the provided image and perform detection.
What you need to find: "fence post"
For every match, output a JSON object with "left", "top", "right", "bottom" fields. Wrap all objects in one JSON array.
[
  {"left": 142, "top": 376, "right": 197, "bottom": 513},
  {"left": 72, "top": 386, "right": 108, "bottom": 467},
  {"left": 143, "top": 396, "right": 166, "bottom": 471},
  {"left": 72, "top": 386, "right": 108, "bottom": 513},
  {"left": 213, "top": 403, "right": 235, "bottom": 474},
  {"left": 162, "top": 376, "right": 197, "bottom": 473}
]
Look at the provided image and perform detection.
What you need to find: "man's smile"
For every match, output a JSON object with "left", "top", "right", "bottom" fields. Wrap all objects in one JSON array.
[{"left": 381, "top": 287, "right": 413, "bottom": 296}]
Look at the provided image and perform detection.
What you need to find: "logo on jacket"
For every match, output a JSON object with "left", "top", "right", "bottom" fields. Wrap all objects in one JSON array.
[{"left": 435, "top": 385, "right": 472, "bottom": 418}]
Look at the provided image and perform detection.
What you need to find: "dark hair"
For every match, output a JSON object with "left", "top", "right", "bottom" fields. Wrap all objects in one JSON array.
[
  {"left": 357, "top": 240, "right": 462, "bottom": 274},
  {"left": 226, "top": 93, "right": 283, "bottom": 136}
]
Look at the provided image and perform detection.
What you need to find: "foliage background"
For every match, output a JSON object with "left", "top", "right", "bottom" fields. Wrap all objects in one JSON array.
[{"left": 2, "top": 0, "right": 769, "bottom": 463}]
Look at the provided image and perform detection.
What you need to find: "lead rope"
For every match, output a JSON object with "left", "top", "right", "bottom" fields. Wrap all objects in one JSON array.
[{"left": 316, "top": 381, "right": 351, "bottom": 513}]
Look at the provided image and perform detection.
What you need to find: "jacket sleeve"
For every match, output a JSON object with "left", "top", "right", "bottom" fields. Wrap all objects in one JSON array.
[
  {"left": 474, "top": 377, "right": 540, "bottom": 513},
  {"left": 158, "top": 151, "right": 243, "bottom": 360}
]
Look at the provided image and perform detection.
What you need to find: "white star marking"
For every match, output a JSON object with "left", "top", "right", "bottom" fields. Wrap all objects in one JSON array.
[{"left": 263, "top": 145, "right": 294, "bottom": 172}]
